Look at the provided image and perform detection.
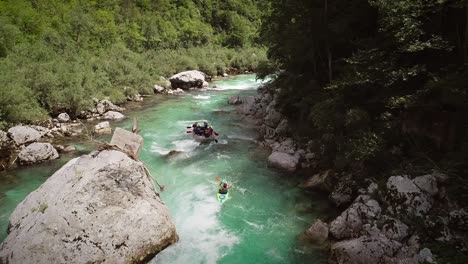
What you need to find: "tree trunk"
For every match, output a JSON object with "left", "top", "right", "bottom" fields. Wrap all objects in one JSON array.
[
  {"left": 464, "top": 5, "right": 468, "bottom": 63},
  {"left": 324, "top": 0, "right": 332, "bottom": 82}
]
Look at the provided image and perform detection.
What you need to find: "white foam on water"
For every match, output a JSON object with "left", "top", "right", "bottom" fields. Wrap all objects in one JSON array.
[
  {"left": 242, "top": 219, "right": 264, "bottom": 231},
  {"left": 171, "top": 139, "right": 200, "bottom": 152},
  {"left": 216, "top": 154, "right": 231, "bottom": 160},
  {"left": 267, "top": 248, "right": 286, "bottom": 262},
  {"left": 214, "top": 83, "right": 256, "bottom": 90},
  {"left": 193, "top": 95, "right": 211, "bottom": 100},
  {"left": 152, "top": 184, "right": 239, "bottom": 264},
  {"left": 150, "top": 143, "right": 171, "bottom": 155},
  {"left": 227, "top": 135, "right": 255, "bottom": 142}
]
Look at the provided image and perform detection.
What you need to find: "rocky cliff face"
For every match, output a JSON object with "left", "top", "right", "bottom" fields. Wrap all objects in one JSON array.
[{"left": 0, "top": 150, "right": 178, "bottom": 264}]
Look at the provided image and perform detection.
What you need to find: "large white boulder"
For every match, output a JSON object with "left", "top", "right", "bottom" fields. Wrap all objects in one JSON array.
[
  {"left": 169, "top": 70, "right": 207, "bottom": 90},
  {"left": 7, "top": 126, "right": 42, "bottom": 145},
  {"left": 0, "top": 150, "right": 178, "bottom": 264},
  {"left": 268, "top": 151, "right": 299, "bottom": 172},
  {"left": 57, "top": 113, "right": 70, "bottom": 123},
  {"left": 103, "top": 111, "right": 125, "bottom": 120},
  {"left": 17, "top": 142, "right": 59, "bottom": 164}
]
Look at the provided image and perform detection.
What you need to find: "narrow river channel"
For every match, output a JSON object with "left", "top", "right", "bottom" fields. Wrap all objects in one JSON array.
[{"left": 0, "top": 75, "right": 330, "bottom": 264}]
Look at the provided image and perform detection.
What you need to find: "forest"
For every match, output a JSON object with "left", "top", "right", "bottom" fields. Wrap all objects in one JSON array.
[
  {"left": 0, "top": 0, "right": 267, "bottom": 127},
  {"left": 260, "top": 1, "right": 468, "bottom": 261}
]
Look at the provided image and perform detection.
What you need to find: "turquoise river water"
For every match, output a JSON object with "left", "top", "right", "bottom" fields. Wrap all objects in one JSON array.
[{"left": 0, "top": 75, "right": 331, "bottom": 263}]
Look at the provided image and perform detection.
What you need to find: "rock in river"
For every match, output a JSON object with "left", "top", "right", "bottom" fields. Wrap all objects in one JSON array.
[
  {"left": 17, "top": 142, "right": 59, "bottom": 164},
  {"left": 0, "top": 150, "right": 178, "bottom": 264},
  {"left": 169, "top": 70, "right": 207, "bottom": 90},
  {"left": 268, "top": 151, "right": 299, "bottom": 172}
]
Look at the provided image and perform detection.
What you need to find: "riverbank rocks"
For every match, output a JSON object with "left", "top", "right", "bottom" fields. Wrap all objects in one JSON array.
[
  {"left": 0, "top": 130, "right": 9, "bottom": 148},
  {"left": 154, "top": 84, "right": 166, "bottom": 93},
  {"left": 168, "top": 88, "right": 185, "bottom": 95},
  {"left": 268, "top": 151, "right": 299, "bottom": 172},
  {"left": 103, "top": 111, "right": 125, "bottom": 120},
  {"left": 237, "top": 96, "right": 257, "bottom": 115},
  {"left": 94, "top": 121, "right": 112, "bottom": 134},
  {"left": 101, "top": 99, "right": 125, "bottom": 112},
  {"left": 329, "top": 234, "right": 401, "bottom": 264},
  {"left": 264, "top": 109, "right": 282, "bottom": 128},
  {"left": 17, "top": 142, "right": 59, "bottom": 164},
  {"left": 301, "top": 170, "right": 334, "bottom": 192},
  {"left": 127, "top": 93, "right": 144, "bottom": 102},
  {"left": 169, "top": 70, "right": 207, "bottom": 90},
  {"left": 0, "top": 150, "right": 178, "bottom": 263},
  {"left": 7, "top": 126, "right": 42, "bottom": 146},
  {"left": 382, "top": 218, "right": 409, "bottom": 242},
  {"left": 385, "top": 175, "right": 433, "bottom": 216},
  {"left": 228, "top": 95, "right": 242, "bottom": 105},
  {"left": 306, "top": 219, "right": 329, "bottom": 244},
  {"left": 57, "top": 113, "right": 71, "bottom": 123}
]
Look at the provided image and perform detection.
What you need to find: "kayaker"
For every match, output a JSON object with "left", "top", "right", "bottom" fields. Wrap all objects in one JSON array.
[{"left": 219, "top": 182, "right": 228, "bottom": 194}]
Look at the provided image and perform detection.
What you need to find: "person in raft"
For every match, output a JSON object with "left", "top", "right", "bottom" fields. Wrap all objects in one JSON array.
[
  {"left": 192, "top": 122, "right": 206, "bottom": 136},
  {"left": 219, "top": 182, "right": 228, "bottom": 194}
]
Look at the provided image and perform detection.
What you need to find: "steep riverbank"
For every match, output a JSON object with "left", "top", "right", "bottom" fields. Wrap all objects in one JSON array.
[
  {"left": 0, "top": 75, "right": 333, "bottom": 263},
  {"left": 232, "top": 84, "right": 468, "bottom": 263}
]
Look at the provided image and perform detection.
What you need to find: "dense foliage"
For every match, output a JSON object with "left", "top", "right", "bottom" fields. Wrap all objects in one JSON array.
[
  {"left": 261, "top": 0, "right": 468, "bottom": 202},
  {"left": 0, "top": 0, "right": 267, "bottom": 127}
]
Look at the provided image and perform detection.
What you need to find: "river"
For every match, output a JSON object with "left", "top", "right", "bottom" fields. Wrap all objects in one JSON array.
[{"left": 0, "top": 75, "right": 330, "bottom": 263}]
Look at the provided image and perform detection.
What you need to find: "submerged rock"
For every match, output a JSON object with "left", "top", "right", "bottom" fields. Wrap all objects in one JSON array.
[
  {"left": 169, "top": 70, "right": 207, "bottom": 90},
  {"left": 306, "top": 219, "right": 329, "bottom": 244},
  {"left": 228, "top": 95, "right": 243, "bottom": 105},
  {"left": 301, "top": 170, "right": 334, "bottom": 192},
  {"left": 0, "top": 150, "right": 178, "bottom": 263},
  {"left": 17, "top": 142, "right": 59, "bottom": 164},
  {"left": 7, "top": 126, "right": 42, "bottom": 146}
]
